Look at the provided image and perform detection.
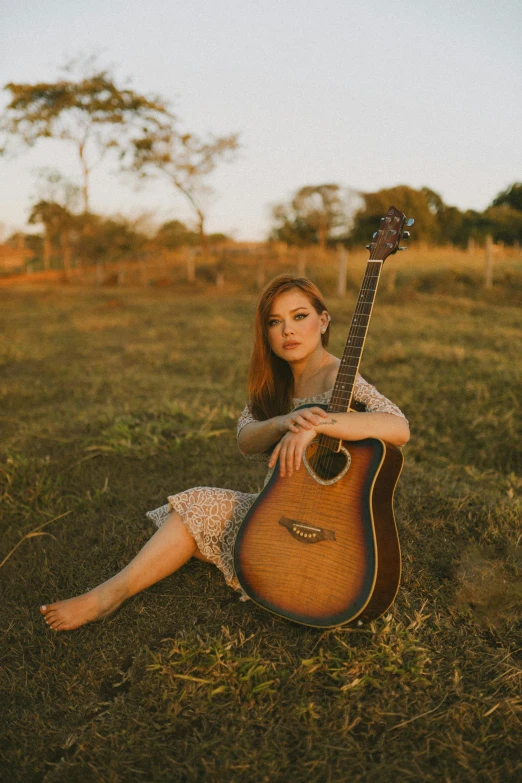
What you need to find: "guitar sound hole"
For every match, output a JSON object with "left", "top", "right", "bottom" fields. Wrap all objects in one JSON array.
[{"left": 307, "top": 445, "right": 348, "bottom": 481}]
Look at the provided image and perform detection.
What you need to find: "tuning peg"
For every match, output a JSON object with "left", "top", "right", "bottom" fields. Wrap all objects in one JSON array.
[
  {"left": 398, "top": 246, "right": 408, "bottom": 251},
  {"left": 406, "top": 218, "right": 414, "bottom": 227},
  {"left": 372, "top": 232, "right": 378, "bottom": 239},
  {"left": 402, "top": 231, "right": 411, "bottom": 240},
  {"left": 365, "top": 244, "right": 371, "bottom": 249}
]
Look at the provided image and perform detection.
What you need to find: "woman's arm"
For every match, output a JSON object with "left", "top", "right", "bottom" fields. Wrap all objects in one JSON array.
[
  {"left": 238, "top": 406, "right": 329, "bottom": 457},
  {"left": 238, "top": 417, "right": 285, "bottom": 456},
  {"left": 314, "top": 410, "right": 410, "bottom": 447},
  {"left": 269, "top": 411, "right": 410, "bottom": 477}
]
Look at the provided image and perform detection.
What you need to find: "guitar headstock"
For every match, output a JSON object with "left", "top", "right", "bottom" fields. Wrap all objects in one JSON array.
[{"left": 366, "top": 205, "right": 414, "bottom": 261}]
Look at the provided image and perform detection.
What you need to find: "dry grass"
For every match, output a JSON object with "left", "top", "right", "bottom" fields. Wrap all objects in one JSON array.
[
  {"left": 5, "top": 243, "right": 522, "bottom": 304},
  {"left": 0, "top": 261, "right": 521, "bottom": 781}
]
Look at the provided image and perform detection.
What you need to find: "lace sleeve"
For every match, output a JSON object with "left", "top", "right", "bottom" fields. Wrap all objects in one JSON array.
[
  {"left": 236, "top": 403, "right": 270, "bottom": 462},
  {"left": 353, "top": 374, "right": 408, "bottom": 422},
  {"left": 236, "top": 403, "right": 258, "bottom": 438}
]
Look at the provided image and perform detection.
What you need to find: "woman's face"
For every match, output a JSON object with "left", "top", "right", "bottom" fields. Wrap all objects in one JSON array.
[{"left": 266, "top": 289, "right": 328, "bottom": 363}]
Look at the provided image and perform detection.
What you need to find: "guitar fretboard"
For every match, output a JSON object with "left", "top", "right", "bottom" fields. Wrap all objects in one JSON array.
[{"left": 327, "top": 260, "right": 383, "bottom": 413}]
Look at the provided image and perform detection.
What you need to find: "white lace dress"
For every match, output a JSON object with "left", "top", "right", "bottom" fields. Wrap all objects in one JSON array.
[{"left": 145, "top": 374, "right": 407, "bottom": 599}]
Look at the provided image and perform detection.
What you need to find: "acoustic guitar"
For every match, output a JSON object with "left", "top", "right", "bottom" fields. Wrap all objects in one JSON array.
[{"left": 233, "top": 205, "right": 413, "bottom": 627}]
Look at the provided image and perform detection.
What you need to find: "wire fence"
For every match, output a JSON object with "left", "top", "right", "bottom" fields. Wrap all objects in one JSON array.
[{"left": 1, "top": 241, "right": 521, "bottom": 296}]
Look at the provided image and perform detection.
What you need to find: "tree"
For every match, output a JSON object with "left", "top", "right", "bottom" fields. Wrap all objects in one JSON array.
[
  {"left": 0, "top": 55, "right": 168, "bottom": 213},
  {"left": 155, "top": 220, "right": 199, "bottom": 249},
  {"left": 153, "top": 220, "right": 231, "bottom": 251},
  {"left": 421, "top": 189, "right": 471, "bottom": 246},
  {"left": 127, "top": 120, "right": 239, "bottom": 256},
  {"left": 349, "top": 185, "right": 442, "bottom": 246},
  {"left": 483, "top": 206, "right": 522, "bottom": 245},
  {"left": 27, "top": 169, "right": 82, "bottom": 271},
  {"left": 78, "top": 215, "right": 148, "bottom": 267},
  {"left": 270, "top": 184, "right": 357, "bottom": 247},
  {"left": 269, "top": 204, "right": 317, "bottom": 246},
  {"left": 28, "top": 200, "right": 76, "bottom": 274},
  {"left": 491, "top": 182, "right": 522, "bottom": 212},
  {"left": 293, "top": 185, "right": 345, "bottom": 250}
]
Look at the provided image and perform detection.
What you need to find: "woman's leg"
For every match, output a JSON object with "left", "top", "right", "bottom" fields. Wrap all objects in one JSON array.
[{"left": 40, "top": 510, "right": 199, "bottom": 632}]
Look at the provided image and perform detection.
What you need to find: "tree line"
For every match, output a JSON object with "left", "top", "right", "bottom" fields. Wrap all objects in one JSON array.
[
  {"left": 0, "top": 54, "right": 238, "bottom": 261},
  {"left": 1, "top": 56, "right": 521, "bottom": 272},
  {"left": 270, "top": 183, "right": 522, "bottom": 248}
]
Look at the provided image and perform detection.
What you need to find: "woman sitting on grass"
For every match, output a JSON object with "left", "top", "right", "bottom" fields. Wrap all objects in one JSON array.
[{"left": 40, "top": 276, "right": 409, "bottom": 631}]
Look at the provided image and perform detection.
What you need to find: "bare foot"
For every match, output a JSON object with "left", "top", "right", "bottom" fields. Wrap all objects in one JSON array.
[{"left": 40, "top": 581, "right": 127, "bottom": 631}]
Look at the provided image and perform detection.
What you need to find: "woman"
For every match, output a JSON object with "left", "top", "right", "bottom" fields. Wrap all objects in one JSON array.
[{"left": 40, "top": 276, "right": 409, "bottom": 631}]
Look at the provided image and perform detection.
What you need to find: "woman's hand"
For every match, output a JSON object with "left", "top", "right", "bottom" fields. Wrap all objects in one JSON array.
[
  {"left": 269, "top": 427, "right": 318, "bottom": 478},
  {"left": 279, "top": 406, "right": 328, "bottom": 435}
]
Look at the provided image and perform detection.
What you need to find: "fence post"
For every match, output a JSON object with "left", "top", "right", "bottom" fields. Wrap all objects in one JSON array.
[
  {"left": 484, "top": 235, "right": 493, "bottom": 289},
  {"left": 387, "top": 266, "right": 397, "bottom": 293},
  {"left": 257, "top": 260, "right": 265, "bottom": 289},
  {"left": 140, "top": 256, "right": 148, "bottom": 286},
  {"left": 186, "top": 247, "right": 196, "bottom": 283},
  {"left": 337, "top": 245, "right": 347, "bottom": 297},
  {"left": 62, "top": 235, "right": 71, "bottom": 281},
  {"left": 43, "top": 235, "right": 51, "bottom": 271},
  {"left": 297, "top": 249, "right": 306, "bottom": 278}
]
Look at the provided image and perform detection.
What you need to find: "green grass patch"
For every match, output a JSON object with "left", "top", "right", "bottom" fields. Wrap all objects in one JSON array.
[{"left": 0, "top": 284, "right": 521, "bottom": 782}]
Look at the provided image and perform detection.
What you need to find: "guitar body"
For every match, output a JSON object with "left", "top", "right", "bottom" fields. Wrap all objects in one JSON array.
[{"left": 233, "top": 405, "right": 403, "bottom": 628}]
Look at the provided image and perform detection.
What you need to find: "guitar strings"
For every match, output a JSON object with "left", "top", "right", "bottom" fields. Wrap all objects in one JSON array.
[
  {"left": 299, "top": 212, "right": 403, "bottom": 520},
  {"left": 286, "top": 216, "right": 402, "bottom": 588},
  {"left": 299, "top": 259, "right": 379, "bottom": 516},
  {"left": 316, "top": 224, "right": 390, "bottom": 483},
  {"left": 294, "top": 236, "right": 387, "bottom": 528},
  {"left": 313, "top": 261, "right": 381, "bottom": 488}
]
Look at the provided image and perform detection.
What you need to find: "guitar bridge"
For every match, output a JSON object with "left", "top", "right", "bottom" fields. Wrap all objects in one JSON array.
[{"left": 279, "top": 516, "right": 336, "bottom": 544}]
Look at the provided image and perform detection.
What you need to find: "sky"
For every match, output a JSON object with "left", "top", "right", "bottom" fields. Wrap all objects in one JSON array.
[{"left": 1, "top": 0, "right": 521, "bottom": 240}]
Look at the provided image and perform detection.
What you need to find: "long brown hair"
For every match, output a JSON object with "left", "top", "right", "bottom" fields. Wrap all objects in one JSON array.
[{"left": 247, "top": 276, "right": 330, "bottom": 420}]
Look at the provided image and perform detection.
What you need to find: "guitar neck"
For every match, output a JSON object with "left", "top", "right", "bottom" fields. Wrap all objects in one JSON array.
[{"left": 327, "top": 259, "right": 384, "bottom": 413}]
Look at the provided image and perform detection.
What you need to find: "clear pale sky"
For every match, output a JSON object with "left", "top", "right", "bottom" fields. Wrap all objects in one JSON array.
[{"left": 1, "top": 0, "right": 521, "bottom": 240}]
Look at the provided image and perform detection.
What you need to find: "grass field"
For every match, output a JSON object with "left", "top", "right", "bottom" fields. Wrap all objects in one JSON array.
[{"left": 1, "top": 261, "right": 521, "bottom": 782}]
